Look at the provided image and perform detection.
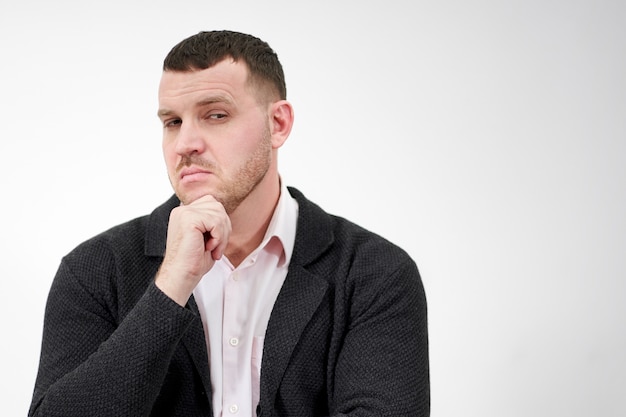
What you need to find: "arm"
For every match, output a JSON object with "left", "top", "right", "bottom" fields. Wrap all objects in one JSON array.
[
  {"left": 29, "top": 195, "right": 230, "bottom": 416},
  {"left": 29, "top": 259, "right": 196, "bottom": 417},
  {"left": 331, "top": 258, "right": 430, "bottom": 417}
]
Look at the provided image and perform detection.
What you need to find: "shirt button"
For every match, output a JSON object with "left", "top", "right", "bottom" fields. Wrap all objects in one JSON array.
[
  {"left": 229, "top": 404, "right": 239, "bottom": 413},
  {"left": 229, "top": 337, "right": 239, "bottom": 347},
  {"left": 232, "top": 272, "right": 239, "bottom": 281}
]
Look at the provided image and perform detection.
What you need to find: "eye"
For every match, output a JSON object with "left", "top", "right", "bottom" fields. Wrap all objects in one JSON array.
[
  {"left": 164, "top": 118, "right": 182, "bottom": 128},
  {"left": 207, "top": 112, "right": 228, "bottom": 121}
]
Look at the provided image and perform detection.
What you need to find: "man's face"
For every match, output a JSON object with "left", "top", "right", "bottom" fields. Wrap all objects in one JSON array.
[{"left": 158, "top": 59, "right": 273, "bottom": 212}]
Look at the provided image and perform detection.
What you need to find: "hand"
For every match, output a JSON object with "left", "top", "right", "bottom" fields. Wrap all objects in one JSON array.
[{"left": 155, "top": 195, "right": 231, "bottom": 306}]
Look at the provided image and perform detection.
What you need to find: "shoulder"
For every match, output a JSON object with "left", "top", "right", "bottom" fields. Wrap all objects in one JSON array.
[
  {"left": 287, "top": 187, "right": 425, "bottom": 333},
  {"left": 64, "top": 216, "right": 147, "bottom": 265},
  {"left": 63, "top": 194, "right": 178, "bottom": 267},
  {"left": 56, "top": 214, "right": 152, "bottom": 306},
  {"left": 55, "top": 196, "right": 178, "bottom": 310},
  {"left": 288, "top": 186, "right": 419, "bottom": 283}
]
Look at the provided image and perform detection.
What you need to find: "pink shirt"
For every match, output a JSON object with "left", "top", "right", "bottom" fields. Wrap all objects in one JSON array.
[{"left": 193, "top": 182, "right": 298, "bottom": 417}]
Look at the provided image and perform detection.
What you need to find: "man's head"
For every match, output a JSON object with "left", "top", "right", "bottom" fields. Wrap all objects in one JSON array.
[
  {"left": 158, "top": 31, "right": 294, "bottom": 211},
  {"left": 163, "top": 30, "right": 287, "bottom": 104}
]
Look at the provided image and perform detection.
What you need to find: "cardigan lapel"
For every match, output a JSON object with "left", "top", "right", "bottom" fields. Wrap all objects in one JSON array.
[
  {"left": 145, "top": 188, "right": 334, "bottom": 413},
  {"left": 258, "top": 187, "right": 335, "bottom": 412},
  {"left": 259, "top": 265, "right": 329, "bottom": 411}
]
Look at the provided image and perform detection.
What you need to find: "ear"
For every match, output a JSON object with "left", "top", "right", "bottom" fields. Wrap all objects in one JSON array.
[{"left": 269, "top": 100, "right": 294, "bottom": 149}]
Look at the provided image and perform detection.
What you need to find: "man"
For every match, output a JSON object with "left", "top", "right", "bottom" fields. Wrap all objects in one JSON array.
[{"left": 29, "top": 30, "right": 429, "bottom": 416}]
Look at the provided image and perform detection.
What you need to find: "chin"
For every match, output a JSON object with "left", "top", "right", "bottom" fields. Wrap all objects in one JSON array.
[{"left": 176, "top": 189, "right": 207, "bottom": 206}]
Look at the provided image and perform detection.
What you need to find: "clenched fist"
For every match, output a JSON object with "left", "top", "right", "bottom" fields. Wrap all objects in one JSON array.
[{"left": 155, "top": 195, "right": 232, "bottom": 306}]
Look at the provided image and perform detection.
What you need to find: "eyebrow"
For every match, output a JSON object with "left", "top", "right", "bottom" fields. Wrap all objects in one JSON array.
[{"left": 157, "top": 95, "right": 235, "bottom": 118}]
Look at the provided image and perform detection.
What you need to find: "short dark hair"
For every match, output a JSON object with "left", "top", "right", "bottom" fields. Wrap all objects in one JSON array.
[{"left": 163, "top": 30, "right": 287, "bottom": 100}]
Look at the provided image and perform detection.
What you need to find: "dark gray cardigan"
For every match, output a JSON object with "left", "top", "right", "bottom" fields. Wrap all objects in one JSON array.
[{"left": 29, "top": 187, "right": 429, "bottom": 416}]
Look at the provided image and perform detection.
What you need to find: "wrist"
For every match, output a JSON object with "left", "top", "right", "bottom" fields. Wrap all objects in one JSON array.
[{"left": 154, "top": 266, "right": 195, "bottom": 307}]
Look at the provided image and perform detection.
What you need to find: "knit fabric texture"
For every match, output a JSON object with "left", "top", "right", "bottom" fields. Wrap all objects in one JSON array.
[{"left": 29, "top": 187, "right": 429, "bottom": 416}]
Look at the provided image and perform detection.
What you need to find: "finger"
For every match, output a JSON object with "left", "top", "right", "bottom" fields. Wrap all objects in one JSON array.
[{"left": 204, "top": 222, "right": 230, "bottom": 260}]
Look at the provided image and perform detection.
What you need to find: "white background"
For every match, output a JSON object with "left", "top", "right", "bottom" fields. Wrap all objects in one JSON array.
[{"left": 2, "top": 1, "right": 625, "bottom": 416}]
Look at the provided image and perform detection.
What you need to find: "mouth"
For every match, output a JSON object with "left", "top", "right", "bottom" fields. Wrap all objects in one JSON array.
[{"left": 179, "top": 167, "right": 213, "bottom": 183}]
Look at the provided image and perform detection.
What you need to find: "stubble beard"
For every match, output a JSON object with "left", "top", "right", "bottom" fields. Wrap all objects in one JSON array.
[{"left": 173, "top": 126, "right": 273, "bottom": 214}]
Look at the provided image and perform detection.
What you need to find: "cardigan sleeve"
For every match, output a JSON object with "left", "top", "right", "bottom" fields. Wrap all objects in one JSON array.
[
  {"left": 330, "top": 257, "right": 430, "bottom": 417},
  {"left": 28, "top": 256, "right": 197, "bottom": 417}
]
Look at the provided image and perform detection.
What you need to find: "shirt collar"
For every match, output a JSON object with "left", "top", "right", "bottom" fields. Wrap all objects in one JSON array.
[{"left": 256, "top": 177, "right": 298, "bottom": 268}]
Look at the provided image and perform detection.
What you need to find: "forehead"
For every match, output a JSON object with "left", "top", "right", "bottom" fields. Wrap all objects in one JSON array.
[{"left": 158, "top": 59, "right": 252, "bottom": 104}]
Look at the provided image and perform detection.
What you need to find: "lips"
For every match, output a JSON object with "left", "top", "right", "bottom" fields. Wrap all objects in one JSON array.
[{"left": 179, "top": 167, "right": 212, "bottom": 183}]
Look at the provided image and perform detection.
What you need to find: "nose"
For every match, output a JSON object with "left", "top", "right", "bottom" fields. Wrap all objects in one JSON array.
[{"left": 174, "top": 120, "right": 206, "bottom": 156}]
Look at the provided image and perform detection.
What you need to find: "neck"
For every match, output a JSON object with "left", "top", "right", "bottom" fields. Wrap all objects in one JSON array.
[{"left": 224, "top": 173, "right": 281, "bottom": 267}]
